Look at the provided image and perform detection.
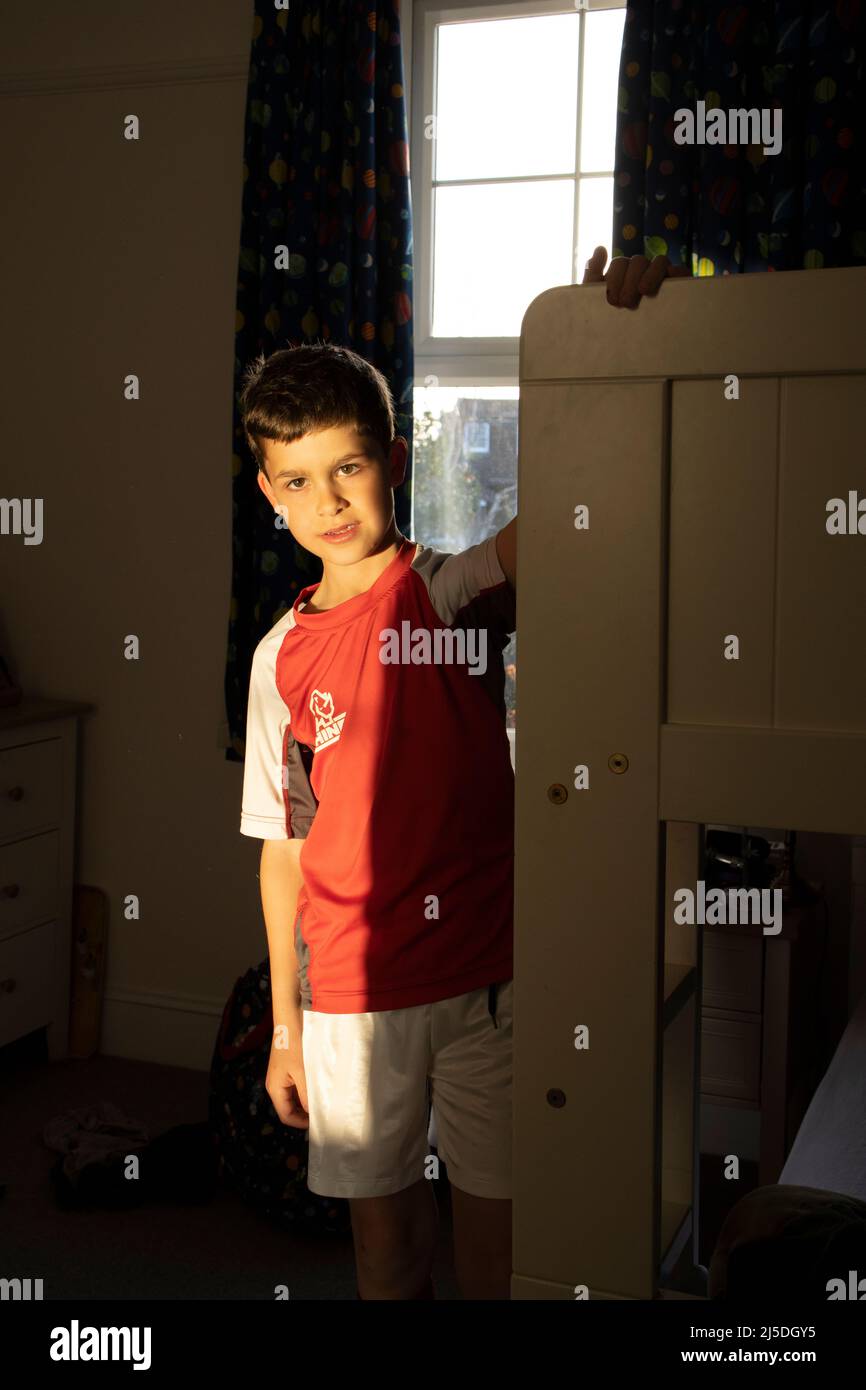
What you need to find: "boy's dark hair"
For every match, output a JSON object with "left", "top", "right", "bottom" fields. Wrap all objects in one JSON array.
[{"left": 239, "top": 342, "right": 397, "bottom": 477}]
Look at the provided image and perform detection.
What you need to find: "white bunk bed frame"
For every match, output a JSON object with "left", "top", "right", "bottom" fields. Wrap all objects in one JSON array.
[{"left": 513, "top": 265, "right": 866, "bottom": 1300}]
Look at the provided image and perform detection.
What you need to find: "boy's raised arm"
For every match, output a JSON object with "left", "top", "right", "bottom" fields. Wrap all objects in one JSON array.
[{"left": 495, "top": 516, "right": 517, "bottom": 591}]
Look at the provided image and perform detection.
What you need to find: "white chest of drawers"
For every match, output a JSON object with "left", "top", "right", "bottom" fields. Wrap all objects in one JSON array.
[{"left": 0, "top": 698, "right": 90, "bottom": 1059}]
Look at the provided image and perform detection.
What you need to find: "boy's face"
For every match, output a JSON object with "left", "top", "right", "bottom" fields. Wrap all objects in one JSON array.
[{"left": 256, "top": 425, "right": 407, "bottom": 564}]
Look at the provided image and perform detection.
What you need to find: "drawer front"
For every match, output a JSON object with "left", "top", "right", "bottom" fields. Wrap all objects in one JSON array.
[
  {"left": 0, "top": 739, "right": 62, "bottom": 840},
  {"left": 701, "top": 1013, "right": 762, "bottom": 1102},
  {"left": 0, "top": 919, "right": 58, "bottom": 1046},
  {"left": 0, "top": 832, "right": 60, "bottom": 940},
  {"left": 703, "top": 931, "right": 763, "bottom": 1013}
]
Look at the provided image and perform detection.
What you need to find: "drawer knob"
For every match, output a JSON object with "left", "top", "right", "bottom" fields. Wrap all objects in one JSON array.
[
  {"left": 0, "top": 978, "right": 16, "bottom": 994},
  {"left": 1, "top": 884, "right": 20, "bottom": 899},
  {"left": 7, "top": 786, "right": 25, "bottom": 802}
]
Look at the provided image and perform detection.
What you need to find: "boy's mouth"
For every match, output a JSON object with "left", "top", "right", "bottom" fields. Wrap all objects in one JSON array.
[{"left": 320, "top": 521, "right": 359, "bottom": 540}]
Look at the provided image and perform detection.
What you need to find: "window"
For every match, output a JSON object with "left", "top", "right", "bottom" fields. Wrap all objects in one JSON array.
[{"left": 408, "top": 0, "right": 627, "bottom": 730}]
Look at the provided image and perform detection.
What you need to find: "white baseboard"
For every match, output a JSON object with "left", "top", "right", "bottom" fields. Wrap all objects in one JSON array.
[{"left": 99, "top": 987, "right": 225, "bottom": 1072}]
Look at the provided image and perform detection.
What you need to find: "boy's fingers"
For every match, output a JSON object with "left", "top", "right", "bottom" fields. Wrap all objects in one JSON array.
[
  {"left": 570, "top": 242, "right": 692, "bottom": 304},
  {"left": 603, "top": 255, "right": 628, "bottom": 303},
  {"left": 610, "top": 254, "right": 649, "bottom": 306},
  {"left": 283, "top": 1087, "right": 310, "bottom": 1128},
  {"left": 581, "top": 245, "right": 608, "bottom": 284},
  {"left": 623, "top": 254, "right": 652, "bottom": 306},
  {"left": 637, "top": 254, "right": 673, "bottom": 297}
]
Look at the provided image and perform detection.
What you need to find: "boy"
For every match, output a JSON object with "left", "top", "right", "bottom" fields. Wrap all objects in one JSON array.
[{"left": 238, "top": 249, "right": 684, "bottom": 1300}]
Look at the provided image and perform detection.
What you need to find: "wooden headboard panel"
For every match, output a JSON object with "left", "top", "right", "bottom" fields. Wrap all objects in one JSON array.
[{"left": 512, "top": 267, "right": 866, "bottom": 1300}]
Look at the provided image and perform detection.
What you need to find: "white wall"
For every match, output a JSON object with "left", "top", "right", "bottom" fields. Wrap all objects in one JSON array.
[{"left": 0, "top": 1, "right": 259, "bottom": 1068}]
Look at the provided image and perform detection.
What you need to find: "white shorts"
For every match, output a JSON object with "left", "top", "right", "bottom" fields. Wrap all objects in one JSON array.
[{"left": 301, "top": 979, "right": 513, "bottom": 1200}]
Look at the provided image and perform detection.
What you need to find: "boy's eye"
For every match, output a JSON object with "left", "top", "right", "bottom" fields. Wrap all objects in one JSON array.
[{"left": 283, "top": 463, "right": 360, "bottom": 490}]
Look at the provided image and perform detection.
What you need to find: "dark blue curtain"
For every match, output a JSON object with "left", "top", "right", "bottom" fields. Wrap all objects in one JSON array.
[
  {"left": 225, "top": 0, "right": 414, "bottom": 758},
  {"left": 613, "top": 1, "right": 866, "bottom": 274}
]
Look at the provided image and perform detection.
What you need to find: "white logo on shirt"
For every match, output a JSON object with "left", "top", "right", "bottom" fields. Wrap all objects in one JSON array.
[{"left": 310, "top": 689, "right": 346, "bottom": 753}]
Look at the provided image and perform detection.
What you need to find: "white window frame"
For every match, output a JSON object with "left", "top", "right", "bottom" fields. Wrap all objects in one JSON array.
[{"left": 407, "top": 0, "right": 626, "bottom": 386}]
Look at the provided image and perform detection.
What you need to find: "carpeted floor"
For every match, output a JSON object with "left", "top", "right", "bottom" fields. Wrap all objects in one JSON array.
[
  {"left": 1, "top": 1028, "right": 746, "bottom": 1299},
  {"left": 0, "top": 1029, "right": 460, "bottom": 1301}
]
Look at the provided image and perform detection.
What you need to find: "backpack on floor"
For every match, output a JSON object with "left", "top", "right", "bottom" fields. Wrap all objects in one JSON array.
[{"left": 208, "top": 958, "right": 351, "bottom": 1236}]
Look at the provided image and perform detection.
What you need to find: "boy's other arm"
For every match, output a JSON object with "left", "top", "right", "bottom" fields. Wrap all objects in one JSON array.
[
  {"left": 259, "top": 838, "right": 306, "bottom": 1034},
  {"left": 495, "top": 515, "right": 517, "bottom": 591}
]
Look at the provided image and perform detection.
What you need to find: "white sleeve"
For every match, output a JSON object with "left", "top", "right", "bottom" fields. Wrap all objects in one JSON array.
[{"left": 240, "top": 636, "right": 292, "bottom": 839}]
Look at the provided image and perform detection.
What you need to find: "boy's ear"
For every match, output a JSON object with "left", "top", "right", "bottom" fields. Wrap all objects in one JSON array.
[
  {"left": 388, "top": 437, "right": 408, "bottom": 487},
  {"left": 257, "top": 469, "right": 276, "bottom": 507}
]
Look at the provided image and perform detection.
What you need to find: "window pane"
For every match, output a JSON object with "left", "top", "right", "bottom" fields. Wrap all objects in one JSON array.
[
  {"left": 576, "top": 176, "right": 615, "bottom": 280},
  {"left": 435, "top": 15, "right": 579, "bottom": 182},
  {"left": 434, "top": 181, "right": 574, "bottom": 336},
  {"left": 412, "top": 386, "right": 518, "bottom": 728},
  {"left": 579, "top": 7, "right": 626, "bottom": 173}
]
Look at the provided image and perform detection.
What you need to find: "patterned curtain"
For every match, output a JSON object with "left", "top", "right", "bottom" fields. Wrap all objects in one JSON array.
[
  {"left": 225, "top": 0, "right": 414, "bottom": 759},
  {"left": 612, "top": 1, "right": 866, "bottom": 275}
]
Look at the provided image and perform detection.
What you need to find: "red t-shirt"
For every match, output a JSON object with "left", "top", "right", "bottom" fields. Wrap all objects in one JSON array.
[{"left": 240, "top": 533, "right": 515, "bottom": 1012}]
